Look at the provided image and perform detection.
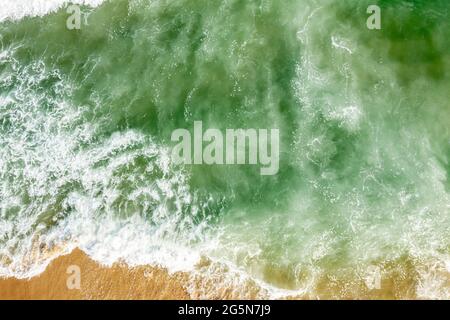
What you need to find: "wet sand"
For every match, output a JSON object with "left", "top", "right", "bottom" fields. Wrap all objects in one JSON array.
[{"left": 0, "top": 249, "right": 190, "bottom": 300}]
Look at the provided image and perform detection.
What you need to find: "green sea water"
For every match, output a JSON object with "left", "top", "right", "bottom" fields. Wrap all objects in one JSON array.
[{"left": 0, "top": 0, "right": 449, "bottom": 298}]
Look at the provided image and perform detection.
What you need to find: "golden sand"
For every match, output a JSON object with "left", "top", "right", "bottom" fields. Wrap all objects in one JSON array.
[{"left": 0, "top": 249, "right": 190, "bottom": 300}]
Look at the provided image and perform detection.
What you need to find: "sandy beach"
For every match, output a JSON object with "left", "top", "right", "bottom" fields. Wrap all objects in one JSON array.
[
  {"left": 1, "top": 247, "right": 438, "bottom": 300},
  {"left": 0, "top": 249, "right": 190, "bottom": 300}
]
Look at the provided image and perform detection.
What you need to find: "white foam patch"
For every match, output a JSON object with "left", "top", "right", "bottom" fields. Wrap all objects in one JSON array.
[
  {"left": 0, "top": 0, "right": 105, "bottom": 22},
  {"left": 186, "top": 257, "right": 313, "bottom": 299},
  {"left": 415, "top": 254, "right": 450, "bottom": 300}
]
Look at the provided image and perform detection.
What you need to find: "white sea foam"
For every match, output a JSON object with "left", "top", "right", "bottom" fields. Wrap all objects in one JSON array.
[
  {"left": 0, "top": 40, "right": 298, "bottom": 300},
  {"left": 0, "top": 0, "right": 105, "bottom": 22},
  {"left": 1, "top": 1, "right": 449, "bottom": 299},
  {"left": 0, "top": 44, "right": 208, "bottom": 279}
]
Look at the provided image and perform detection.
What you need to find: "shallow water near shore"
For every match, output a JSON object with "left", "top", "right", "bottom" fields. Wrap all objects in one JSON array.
[{"left": 0, "top": 0, "right": 449, "bottom": 299}]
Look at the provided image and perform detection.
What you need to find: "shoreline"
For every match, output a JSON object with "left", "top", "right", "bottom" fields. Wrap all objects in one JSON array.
[
  {"left": 0, "top": 248, "right": 447, "bottom": 299},
  {"left": 0, "top": 248, "right": 190, "bottom": 300}
]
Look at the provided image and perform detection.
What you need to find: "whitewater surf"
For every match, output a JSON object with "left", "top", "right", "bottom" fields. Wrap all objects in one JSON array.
[{"left": 0, "top": 0, "right": 449, "bottom": 299}]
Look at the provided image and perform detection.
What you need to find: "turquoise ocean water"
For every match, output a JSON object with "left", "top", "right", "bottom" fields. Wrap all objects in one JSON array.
[{"left": 0, "top": 0, "right": 449, "bottom": 298}]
